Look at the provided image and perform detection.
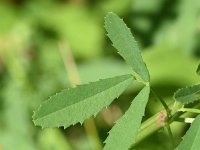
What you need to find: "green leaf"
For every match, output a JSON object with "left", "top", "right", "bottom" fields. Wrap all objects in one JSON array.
[
  {"left": 176, "top": 114, "right": 200, "bottom": 150},
  {"left": 38, "top": 5, "right": 103, "bottom": 59},
  {"left": 104, "top": 86, "right": 150, "bottom": 150},
  {"left": 174, "top": 84, "right": 200, "bottom": 104},
  {"left": 197, "top": 64, "right": 200, "bottom": 76},
  {"left": 104, "top": 12, "right": 150, "bottom": 82},
  {"left": 143, "top": 46, "right": 199, "bottom": 85},
  {"left": 33, "top": 74, "right": 133, "bottom": 128}
]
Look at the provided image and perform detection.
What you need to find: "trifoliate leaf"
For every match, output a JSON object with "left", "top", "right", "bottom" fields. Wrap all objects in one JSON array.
[
  {"left": 104, "top": 12, "right": 150, "bottom": 82},
  {"left": 174, "top": 84, "right": 200, "bottom": 104},
  {"left": 33, "top": 74, "right": 133, "bottom": 128},
  {"left": 176, "top": 114, "right": 200, "bottom": 150},
  {"left": 104, "top": 86, "right": 150, "bottom": 150},
  {"left": 197, "top": 64, "right": 200, "bottom": 76}
]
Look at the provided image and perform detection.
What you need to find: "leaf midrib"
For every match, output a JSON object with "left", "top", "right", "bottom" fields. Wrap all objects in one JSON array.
[
  {"left": 106, "top": 14, "right": 145, "bottom": 81},
  {"left": 110, "top": 16, "right": 139, "bottom": 59},
  {"left": 34, "top": 77, "right": 132, "bottom": 121}
]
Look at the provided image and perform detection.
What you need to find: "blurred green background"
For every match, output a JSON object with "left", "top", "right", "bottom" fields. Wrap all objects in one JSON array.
[{"left": 0, "top": 0, "right": 200, "bottom": 150}]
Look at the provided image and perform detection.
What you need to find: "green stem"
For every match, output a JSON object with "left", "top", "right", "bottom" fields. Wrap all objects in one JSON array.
[
  {"left": 178, "top": 108, "right": 200, "bottom": 114},
  {"left": 135, "top": 111, "right": 166, "bottom": 144},
  {"left": 150, "top": 87, "right": 176, "bottom": 145},
  {"left": 174, "top": 117, "right": 195, "bottom": 124},
  {"left": 150, "top": 87, "right": 171, "bottom": 117},
  {"left": 165, "top": 123, "right": 175, "bottom": 148},
  {"left": 133, "top": 102, "right": 200, "bottom": 147}
]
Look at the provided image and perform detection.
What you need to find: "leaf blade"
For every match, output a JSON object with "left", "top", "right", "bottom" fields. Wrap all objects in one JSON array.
[
  {"left": 174, "top": 84, "right": 200, "bottom": 104},
  {"left": 104, "top": 86, "right": 150, "bottom": 150},
  {"left": 33, "top": 74, "right": 133, "bottom": 128},
  {"left": 176, "top": 114, "right": 200, "bottom": 150},
  {"left": 104, "top": 12, "right": 150, "bottom": 82}
]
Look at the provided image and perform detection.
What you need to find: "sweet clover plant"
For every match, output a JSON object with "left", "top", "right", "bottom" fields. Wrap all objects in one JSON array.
[{"left": 33, "top": 13, "right": 200, "bottom": 150}]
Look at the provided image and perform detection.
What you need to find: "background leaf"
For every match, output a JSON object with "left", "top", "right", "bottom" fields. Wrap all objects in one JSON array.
[
  {"left": 104, "top": 86, "right": 150, "bottom": 150},
  {"left": 104, "top": 12, "right": 150, "bottom": 82},
  {"left": 1, "top": 1, "right": 200, "bottom": 149},
  {"left": 33, "top": 74, "right": 133, "bottom": 128},
  {"left": 32, "top": 4, "right": 104, "bottom": 59},
  {"left": 176, "top": 114, "right": 200, "bottom": 150},
  {"left": 0, "top": 83, "right": 36, "bottom": 150},
  {"left": 77, "top": 58, "right": 132, "bottom": 83},
  {"left": 174, "top": 84, "right": 200, "bottom": 104}
]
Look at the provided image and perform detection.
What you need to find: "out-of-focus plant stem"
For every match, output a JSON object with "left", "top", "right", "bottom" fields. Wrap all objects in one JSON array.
[
  {"left": 150, "top": 87, "right": 175, "bottom": 148},
  {"left": 0, "top": 35, "right": 72, "bottom": 150},
  {"left": 59, "top": 42, "right": 102, "bottom": 150},
  {"left": 0, "top": 39, "right": 28, "bottom": 88}
]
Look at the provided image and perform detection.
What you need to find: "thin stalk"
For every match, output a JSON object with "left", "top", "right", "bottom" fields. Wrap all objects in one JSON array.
[
  {"left": 133, "top": 102, "right": 200, "bottom": 147},
  {"left": 59, "top": 42, "right": 102, "bottom": 150},
  {"left": 0, "top": 46, "right": 29, "bottom": 89},
  {"left": 174, "top": 117, "right": 195, "bottom": 124},
  {"left": 165, "top": 123, "right": 175, "bottom": 148},
  {"left": 135, "top": 111, "right": 166, "bottom": 144},
  {"left": 178, "top": 108, "right": 200, "bottom": 114},
  {"left": 150, "top": 87, "right": 171, "bottom": 116},
  {"left": 150, "top": 87, "right": 176, "bottom": 146}
]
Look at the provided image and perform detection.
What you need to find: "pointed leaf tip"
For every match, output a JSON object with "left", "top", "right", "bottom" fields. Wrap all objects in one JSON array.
[
  {"left": 33, "top": 74, "right": 133, "bottom": 128},
  {"left": 104, "top": 12, "right": 150, "bottom": 82}
]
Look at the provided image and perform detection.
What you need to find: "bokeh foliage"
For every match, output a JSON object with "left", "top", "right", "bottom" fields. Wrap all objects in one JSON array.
[{"left": 0, "top": 0, "right": 200, "bottom": 149}]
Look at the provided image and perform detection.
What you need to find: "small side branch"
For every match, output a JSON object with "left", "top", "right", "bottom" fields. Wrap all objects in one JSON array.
[
  {"left": 150, "top": 87, "right": 171, "bottom": 117},
  {"left": 178, "top": 108, "right": 200, "bottom": 114}
]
